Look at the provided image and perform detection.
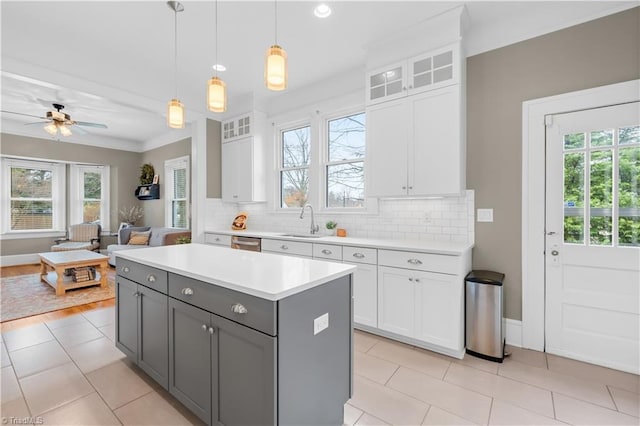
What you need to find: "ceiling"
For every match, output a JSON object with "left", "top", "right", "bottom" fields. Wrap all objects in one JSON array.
[{"left": 1, "top": 1, "right": 636, "bottom": 151}]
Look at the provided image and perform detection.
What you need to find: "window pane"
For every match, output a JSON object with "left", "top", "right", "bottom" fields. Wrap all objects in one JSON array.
[
  {"left": 11, "top": 200, "right": 52, "bottom": 230},
  {"left": 281, "top": 169, "right": 308, "bottom": 208},
  {"left": 619, "top": 126, "right": 639, "bottom": 145},
  {"left": 173, "top": 168, "right": 187, "bottom": 198},
  {"left": 327, "top": 162, "right": 364, "bottom": 208},
  {"left": 282, "top": 126, "right": 310, "bottom": 168},
  {"left": 564, "top": 152, "right": 584, "bottom": 243},
  {"left": 619, "top": 146, "right": 640, "bottom": 246},
  {"left": 11, "top": 167, "right": 52, "bottom": 198},
  {"left": 328, "top": 112, "right": 365, "bottom": 162},
  {"left": 83, "top": 201, "right": 101, "bottom": 223},
  {"left": 83, "top": 172, "right": 101, "bottom": 199},
  {"left": 172, "top": 200, "right": 188, "bottom": 228},
  {"left": 590, "top": 149, "right": 613, "bottom": 245},
  {"left": 563, "top": 133, "right": 585, "bottom": 150},
  {"left": 590, "top": 129, "right": 613, "bottom": 147}
]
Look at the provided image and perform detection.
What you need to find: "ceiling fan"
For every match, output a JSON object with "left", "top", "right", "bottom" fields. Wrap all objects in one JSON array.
[{"left": 1, "top": 103, "right": 108, "bottom": 137}]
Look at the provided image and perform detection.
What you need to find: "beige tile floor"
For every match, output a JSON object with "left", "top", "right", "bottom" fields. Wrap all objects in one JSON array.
[{"left": 0, "top": 306, "right": 638, "bottom": 425}]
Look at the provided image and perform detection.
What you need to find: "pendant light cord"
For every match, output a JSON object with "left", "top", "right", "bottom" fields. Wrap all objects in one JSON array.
[
  {"left": 174, "top": 7, "right": 178, "bottom": 98},
  {"left": 274, "top": 0, "right": 278, "bottom": 45},
  {"left": 215, "top": 0, "right": 218, "bottom": 77}
]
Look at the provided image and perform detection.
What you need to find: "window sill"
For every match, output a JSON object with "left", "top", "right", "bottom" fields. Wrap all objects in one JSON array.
[{"left": 1, "top": 231, "right": 66, "bottom": 240}]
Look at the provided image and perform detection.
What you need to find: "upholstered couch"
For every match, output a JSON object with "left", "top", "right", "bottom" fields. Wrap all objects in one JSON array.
[{"left": 107, "top": 226, "right": 191, "bottom": 266}]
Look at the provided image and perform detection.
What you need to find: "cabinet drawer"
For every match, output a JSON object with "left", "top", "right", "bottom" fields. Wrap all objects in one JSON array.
[
  {"left": 116, "top": 259, "right": 168, "bottom": 294},
  {"left": 312, "top": 244, "right": 342, "bottom": 261},
  {"left": 342, "top": 246, "right": 377, "bottom": 265},
  {"left": 262, "top": 239, "right": 312, "bottom": 257},
  {"left": 378, "top": 250, "right": 460, "bottom": 275},
  {"left": 168, "top": 273, "right": 277, "bottom": 336},
  {"left": 204, "top": 233, "right": 231, "bottom": 247}
]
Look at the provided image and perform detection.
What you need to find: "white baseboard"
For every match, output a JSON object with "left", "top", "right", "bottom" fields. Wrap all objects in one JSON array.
[
  {"left": 1, "top": 253, "right": 40, "bottom": 267},
  {"left": 504, "top": 318, "right": 523, "bottom": 347}
]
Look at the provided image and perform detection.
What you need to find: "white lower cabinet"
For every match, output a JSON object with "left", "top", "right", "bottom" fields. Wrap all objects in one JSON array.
[
  {"left": 347, "top": 262, "right": 378, "bottom": 328},
  {"left": 377, "top": 266, "right": 415, "bottom": 337}
]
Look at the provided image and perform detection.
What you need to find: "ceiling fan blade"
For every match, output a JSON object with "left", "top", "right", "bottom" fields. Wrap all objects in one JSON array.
[
  {"left": 75, "top": 121, "right": 108, "bottom": 129},
  {"left": 70, "top": 125, "right": 88, "bottom": 135},
  {"left": 23, "top": 121, "right": 51, "bottom": 126},
  {"left": 1, "top": 110, "right": 47, "bottom": 120}
]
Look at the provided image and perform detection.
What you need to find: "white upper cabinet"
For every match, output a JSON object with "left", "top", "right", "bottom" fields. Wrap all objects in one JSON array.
[
  {"left": 221, "top": 111, "right": 261, "bottom": 143},
  {"left": 365, "top": 41, "right": 465, "bottom": 197},
  {"left": 221, "top": 111, "right": 266, "bottom": 202},
  {"left": 366, "top": 43, "right": 460, "bottom": 106}
]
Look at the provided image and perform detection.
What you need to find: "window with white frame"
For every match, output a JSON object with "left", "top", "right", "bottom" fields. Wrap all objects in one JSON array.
[
  {"left": 1, "top": 158, "right": 66, "bottom": 233},
  {"left": 279, "top": 125, "right": 311, "bottom": 208},
  {"left": 70, "top": 164, "right": 110, "bottom": 231},
  {"left": 165, "top": 156, "right": 189, "bottom": 228},
  {"left": 325, "top": 112, "right": 366, "bottom": 208}
]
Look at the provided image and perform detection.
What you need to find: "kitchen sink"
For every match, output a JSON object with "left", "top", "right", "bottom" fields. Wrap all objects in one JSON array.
[{"left": 281, "top": 234, "right": 323, "bottom": 238}]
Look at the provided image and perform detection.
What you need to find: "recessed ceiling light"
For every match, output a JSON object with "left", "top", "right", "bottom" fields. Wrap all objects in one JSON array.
[
  {"left": 212, "top": 64, "right": 226, "bottom": 72},
  {"left": 313, "top": 3, "right": 331, "bottom": 18}
]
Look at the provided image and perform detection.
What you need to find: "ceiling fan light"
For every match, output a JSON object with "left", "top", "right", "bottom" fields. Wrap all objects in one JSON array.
[
  {"left": 59, "top": 125, "right": 72, "bottom": 137},
  {"left": 265, "top": 45, "right": 287, "bottom": 91},
  {"left": 167, "top": 98, "right": 185, "bottom": 129},
  {"left": 207, "top": 77, "right": 227, "bottom": 113},
  {"left": 44, "top": 123, "right": 58, "bottom": 136}
]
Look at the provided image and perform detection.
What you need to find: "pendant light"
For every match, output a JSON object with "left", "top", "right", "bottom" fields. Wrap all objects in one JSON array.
[
  {"left": 167, "top": 1, "right": 185, "bottom": 129},
  {"left": 265, "top": 0, "right": 287, "bottom": 91},
  {"left": 207, "top": 0, "right": 226, "bottom": 112}
]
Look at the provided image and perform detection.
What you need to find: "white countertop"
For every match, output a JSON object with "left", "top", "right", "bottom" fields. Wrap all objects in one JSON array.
[
  {"left": 206, "top": 229, "right": 473, "bottom": 255},
  {"left": 115, "top": 243, "right": 356, "bottom": 301}
]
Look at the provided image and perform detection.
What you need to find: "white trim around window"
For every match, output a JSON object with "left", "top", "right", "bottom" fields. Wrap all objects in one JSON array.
[
  {"left": 165, "top": 155, "right": 190, "bottom": 229},
  {"left": 1, "top": 157, "right": 66, "bottom": 236},
  {"left": 69, "top": 164, "right": 110, "bottom": 232}
]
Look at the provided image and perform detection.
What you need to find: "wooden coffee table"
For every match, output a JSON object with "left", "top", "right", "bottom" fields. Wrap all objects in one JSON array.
[{"left": 39, "top": 251, "right": 109, "bottom": 296}]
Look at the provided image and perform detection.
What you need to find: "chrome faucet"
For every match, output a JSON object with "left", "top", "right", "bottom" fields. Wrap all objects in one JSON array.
[{"left": 300, "top": 204, "right": 320, "bottom": 234}]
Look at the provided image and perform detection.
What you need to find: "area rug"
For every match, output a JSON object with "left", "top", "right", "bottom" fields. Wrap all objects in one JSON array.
[{"left": 1, "top": 270, "right": 115, "bottom": 322}]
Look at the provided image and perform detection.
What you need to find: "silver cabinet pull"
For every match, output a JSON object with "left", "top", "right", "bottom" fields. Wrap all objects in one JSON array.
[
  {"left": 208, "top": 327, "right": 215, "bottom": 334},
  {"left": 321, "top": 249, "right": 332, "bottom": 255},
  {"left": 181, "top": 288, "right": 193, "bottom": 295},
  {"left": 408, "top": 186, "right": 413, "bottom": 189},
  {"left": 147, "top": 274, "right": 156, "bottom": 283},
  {"left": 121, "top": 266, "right": 130, "bottom": 273},
  {"left": 215, "top": 237, "right": 221, "bottom": 241},
  {"left": 407, "top": 259, "right": 423, "bottom": 265},
  {"left": 202, "top": 324, "right": 208, "bottom": 331},
  {"left": 409, "top": 278, "right": 414, "bottom": 282},
  {"left": 353, "top": 253, "right": 365, "bottom": 259},
  {"left": 132, "top": 291, "right": 139, "bottom": 297},
  {"left": 415, "top": 278, "right": 421, "bottom": 283},
  {"left": 231, "top": 303, "right": 248, "bottom": 314},
  {"left": 280, "top": 245, "right": 288, "bottom": 250},
  {"left": 402, "top": 186, "right": 407, "bottom": 190}
]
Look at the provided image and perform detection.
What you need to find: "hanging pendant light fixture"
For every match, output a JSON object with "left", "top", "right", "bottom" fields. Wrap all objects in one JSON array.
[
  {"left": 265, "top": 0, "right": 287, "bottom": 91},
  {"left": 167, "top": 1, "right": 185, "bottom": 129},
  {"left": 207, "top": 0, "right": 226, "bottom": 112}
]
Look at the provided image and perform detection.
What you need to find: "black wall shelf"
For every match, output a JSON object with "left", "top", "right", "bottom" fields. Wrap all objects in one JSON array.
[{"left": 135, "top": 184, "right": 160, "bottom": 200}]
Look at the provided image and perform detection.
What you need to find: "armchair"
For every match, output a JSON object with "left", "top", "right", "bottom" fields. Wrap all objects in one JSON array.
[{"left": 51, "top": 223, "right": 101, "bottom": 252}]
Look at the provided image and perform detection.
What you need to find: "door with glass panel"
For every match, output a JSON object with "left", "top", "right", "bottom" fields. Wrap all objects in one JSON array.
[{"left": 545, "top": 102, "right": 639, "bottom": 373}]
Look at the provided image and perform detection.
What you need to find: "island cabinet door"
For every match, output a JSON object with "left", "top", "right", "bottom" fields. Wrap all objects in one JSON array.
[
  {"left": 168, "top": 298, "right": 212, "bottom": 424},
  {"left": 116, "top": 277, "right": 138, "bottom": 360},
  {"left": 137, "top": 285, "right": 168, "bottom": 390},
  {"left": 211, "top": 313, "right": 276, "bottom": 426}
]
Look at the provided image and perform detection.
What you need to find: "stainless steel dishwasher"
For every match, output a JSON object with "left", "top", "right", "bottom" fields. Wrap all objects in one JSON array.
[{"left": 230, "top": 235, "right": 261, "bottom": 252}]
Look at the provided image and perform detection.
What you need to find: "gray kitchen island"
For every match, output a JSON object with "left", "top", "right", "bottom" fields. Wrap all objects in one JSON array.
[{"left": 114, "top": 243, "right": 355, "bottom": 426}]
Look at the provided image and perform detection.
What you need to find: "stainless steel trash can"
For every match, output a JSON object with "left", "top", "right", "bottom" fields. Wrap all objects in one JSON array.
[{"left": 465, "top": 270, "right": 505, "bottom": 362}]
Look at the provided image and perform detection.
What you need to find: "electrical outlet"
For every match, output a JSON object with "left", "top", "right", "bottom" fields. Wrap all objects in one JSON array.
[
  {"left": 477, "top": 208, "right": 494, "bottom": 222},
  {"left": 314, "top": 313, "right": 329, "bottom": 335}
]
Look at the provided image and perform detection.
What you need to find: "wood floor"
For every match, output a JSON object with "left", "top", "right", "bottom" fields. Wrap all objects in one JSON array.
[{"left": 0, "top": 263, "right": 115, "bottom": 333}]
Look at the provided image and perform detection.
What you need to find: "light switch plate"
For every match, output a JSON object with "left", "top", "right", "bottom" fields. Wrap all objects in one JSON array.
[
  {"left": 477, "top": 208, "right": 494, "bottom": 222},
  {"left": 314, "top": 313, "right": 329, "bottom": 335}
]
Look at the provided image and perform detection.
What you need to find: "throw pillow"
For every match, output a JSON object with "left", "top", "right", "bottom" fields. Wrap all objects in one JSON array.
[
  {"left": 120, "top": 226, "right": 151, "bottom": 245},
  {"left": 128, "top": 231, "right": 151, "bottom": 245}
]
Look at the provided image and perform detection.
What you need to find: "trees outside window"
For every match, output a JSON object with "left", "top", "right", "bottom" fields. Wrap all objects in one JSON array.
[
  {"left": 326, "top": 112, "right": 365, "bottom": 208},
  {"left": 70, "top": 164, "right": 110, "bottom": 231},
  {"left": 280, "top": 125, "right": 310, "bottom": 208}
]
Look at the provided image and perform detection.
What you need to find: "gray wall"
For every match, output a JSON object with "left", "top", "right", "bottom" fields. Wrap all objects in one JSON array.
[
  {"left": 139, "top": 138, "right": 191, "bottom": 227},
  {"left": 0, "top": 133, "right": 141, "bottom": 255},
  {"left": 467, "top": 7, "right": 639, "bottom": 320},
  {"left": 206, "top": 119, "right": 222, "bottom": 199}
]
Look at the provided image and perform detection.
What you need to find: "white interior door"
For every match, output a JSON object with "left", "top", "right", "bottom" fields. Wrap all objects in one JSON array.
[{"left": 545, "top": 102, "right": 639, "bottom": 374}]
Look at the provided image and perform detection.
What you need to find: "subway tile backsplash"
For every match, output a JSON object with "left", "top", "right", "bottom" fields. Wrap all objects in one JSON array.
[{"left": 205, "top": 190, "right": 474, "bottom": 244}]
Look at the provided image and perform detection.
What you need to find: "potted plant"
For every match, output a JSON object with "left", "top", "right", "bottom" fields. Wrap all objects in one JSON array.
[
  {"left": 325, "top": 220, "right": 338, "bottom": 236},
  {"left": 119, "top": 205, "right": 144, "bottom": 225},
  {"left": 140, "top": 163, "right": 155, "bottom": 185},
  {"left": 175, "top": 236, "right": 191, "bottom": 244}
]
